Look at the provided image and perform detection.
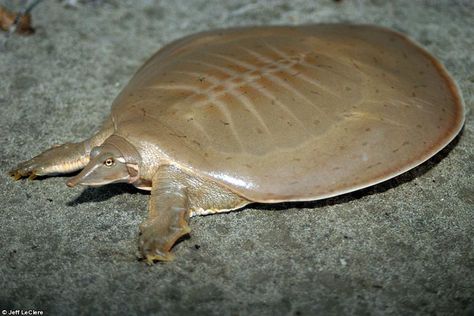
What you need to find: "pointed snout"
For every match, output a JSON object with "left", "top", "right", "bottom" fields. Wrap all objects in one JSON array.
[
  {"left": 66, "top": 173, "right": 82, "bottom": 187},
  {"left": 66, "top": 162, "right": 100, "bottom": 187},
  {"left": 66, "top": 153, "right": 133, "bottom": 188}
]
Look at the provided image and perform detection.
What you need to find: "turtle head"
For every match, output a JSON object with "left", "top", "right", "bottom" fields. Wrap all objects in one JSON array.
[{"left": 67, "top": 136, "right": 140, "bottom": 187}]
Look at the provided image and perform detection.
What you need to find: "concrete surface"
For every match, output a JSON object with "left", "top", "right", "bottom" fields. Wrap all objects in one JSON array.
[{"left": 0, "top": 0, "right": 473, "bottom": 315}]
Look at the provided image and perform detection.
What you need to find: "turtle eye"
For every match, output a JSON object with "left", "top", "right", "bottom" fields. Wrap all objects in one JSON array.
[{"left": 104, "top": 158, "right": 114, "bottom": 167}]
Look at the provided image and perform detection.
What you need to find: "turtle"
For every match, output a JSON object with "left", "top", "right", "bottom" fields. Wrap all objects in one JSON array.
[{"left": 9, "top": 24, "right": 465, "bottom": 263}]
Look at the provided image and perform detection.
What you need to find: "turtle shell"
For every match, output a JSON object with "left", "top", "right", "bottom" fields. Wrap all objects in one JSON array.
[{"left": 110, "top": 24, "right": 464, "bottom": 202}]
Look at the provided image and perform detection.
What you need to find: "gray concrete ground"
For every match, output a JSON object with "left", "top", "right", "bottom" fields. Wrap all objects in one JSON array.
[{"left": 0, "top": 0, "right": 473, "bottom": 315}]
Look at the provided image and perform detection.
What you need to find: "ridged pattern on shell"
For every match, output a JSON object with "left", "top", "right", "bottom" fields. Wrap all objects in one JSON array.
[{"left": 110, "top": 24, "right": 464, "bottom": 202}]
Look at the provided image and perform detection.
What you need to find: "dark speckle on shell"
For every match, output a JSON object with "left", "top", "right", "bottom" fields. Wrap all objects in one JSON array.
[{"left": 110, "top": 24, "right": 464, "bottom": 202}]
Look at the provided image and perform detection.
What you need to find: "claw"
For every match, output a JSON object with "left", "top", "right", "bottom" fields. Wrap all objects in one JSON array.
[
  {"left": 8, "top": 164, "right": 35, "bottom": 181},
  {"left": 145, "top": 252, "right": 176, "bottom": 265},
  {"left": 180, "top": 224, "right": 191, "bottom": 235},
  {"left": 139, "top": 224, "right": 190, "bottom": 264},
  {"left": 13, "top": 173, "right": 21, "bottom": 180}
]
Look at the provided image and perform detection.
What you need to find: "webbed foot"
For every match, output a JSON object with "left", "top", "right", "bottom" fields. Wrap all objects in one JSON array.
[
  {"left": 138, "top": 165, "right": 191, "bottom": 264},
  {"left": 9, "top": 142, "right": 88, "bottom": 180},
  {"left": 139, "top": 218, "right": 191, "bottom": 264}
]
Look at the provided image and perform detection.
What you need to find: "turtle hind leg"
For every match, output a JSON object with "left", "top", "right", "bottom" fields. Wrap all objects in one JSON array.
[
  {"left": 139, "top": 165, "right": 249, "bottom": 264},
  {"left": 9, "top": 116, "right": 114, "bottom": 180}
]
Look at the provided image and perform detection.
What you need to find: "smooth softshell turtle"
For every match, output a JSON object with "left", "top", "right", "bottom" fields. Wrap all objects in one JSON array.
[{"left": 10, "top": 24, "right": 465, "bottom": 263}]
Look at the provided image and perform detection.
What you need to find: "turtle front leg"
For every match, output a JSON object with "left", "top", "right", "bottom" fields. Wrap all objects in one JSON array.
[
  {"left": 139, "top": 165, "right": 191, "bottom": 263},
  {"left": 9, "top": 117, "right": 113, "bottom": 180},
  {"left": 139, "top": 164, "right": 249, "bottom": 263},
  {"left": 9, "top": 142, "right": 91, "bottom": 180}
]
